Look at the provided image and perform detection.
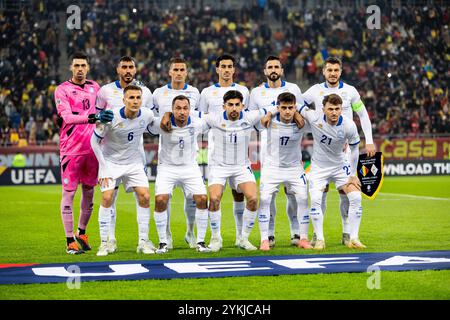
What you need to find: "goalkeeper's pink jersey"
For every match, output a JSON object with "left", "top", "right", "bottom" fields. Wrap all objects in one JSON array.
[{"left": 54, "top": 80, "right": 100, "bottom": 156}]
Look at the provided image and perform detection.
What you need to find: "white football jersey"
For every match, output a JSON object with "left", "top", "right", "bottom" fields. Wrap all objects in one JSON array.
[
  {"left": 96, "top": 80, "right": 154, "bottom": 111},
  {"left": 248, "top": 80, "right": 305, "bottom": 164},
  {"left": 204, "top": 109, "right": 270, "bottom": 167},
  {"left": 94, "top": 107, "right": 154, "bottom": 165},
  {"left": 199, "top": 83, "right": 250, "bottom": 114},
  {"left": 257, "top": 114, "right": 310, "bottom": 168},
  {"left": 302, "top": 81, "right": 361, "bottom": 120},
  {"left": 147, "top": 115, "right": 208, "bottom": 166},
  {"left": 152, "top": 83, "right": 200, "bottom": 116},
  {"left": 300, "top": 107, "right": 359, "bottom": 168},
  {"left": 248, "top": 80, "right": 304, "bottom": 110}
]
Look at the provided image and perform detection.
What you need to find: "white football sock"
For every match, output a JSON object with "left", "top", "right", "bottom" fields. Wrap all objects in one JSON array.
[
  {"left": 195, "top": 208, "right": 208, "bottom": 243},
  {"left": 241, "top": 207, "right": 257, "bottom": 241},
  {"left": 209, "top": 209, "right": 222, "bottom": 239},
  {"left": 98, "top": 205, "right": 112, "bottom": 243},
  {"left": 154, "top": 210, "right": 168, "bottom": 244},
  {"left": 137, "top": 205, "right": 150, "bottom": 241}
]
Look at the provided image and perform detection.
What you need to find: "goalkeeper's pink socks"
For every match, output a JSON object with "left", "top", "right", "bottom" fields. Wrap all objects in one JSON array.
[
  {"left": 61, "top": 189, "right": 76, "bottom": 239},
  {"left": 78, "top": 185, "right": 94, "bottom": 230}
]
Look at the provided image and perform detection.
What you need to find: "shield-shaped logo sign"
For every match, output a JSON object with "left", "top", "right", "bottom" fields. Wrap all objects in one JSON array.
[{"left": 357, "top": 152, "right": 384, "bottom": 200}]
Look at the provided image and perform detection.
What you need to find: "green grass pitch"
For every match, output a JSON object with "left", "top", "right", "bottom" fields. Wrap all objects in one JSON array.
[{"left": 0, "top": 176, "right": 449, "bottom": 300}]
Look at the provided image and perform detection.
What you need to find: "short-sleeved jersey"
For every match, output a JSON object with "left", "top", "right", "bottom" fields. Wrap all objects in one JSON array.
[
  {"left": 301, "top": 107, "right": 360, "bottom": 168},
  {"left": 204, "top": 109, "right": 269, "bottom": 167},
  {"left": 248, "top": 80, "right": 304, "bottom": 110},
  {"left": 93, "top": 107, "right": 154, "bottom": 165},
  {"left": 257, "top": 114, "right": 310, "bottom": 168},
  {"left": 147, "top": 115, "right": 208, "bottom": 166},
  {"left": 152, "top": 83, "right": 200, "bottom": 116},
  {"left": 55, "top": 80, "right": 100, "bottom": 156},
  {"left": 199, "top": 83, "right": 250, "bottom": 114},
  {"left": 96, "top": 80, "right": 153, "bottom": 111},
  {"left": 302, "top": 81, "right": 362, "bottom": 120}
]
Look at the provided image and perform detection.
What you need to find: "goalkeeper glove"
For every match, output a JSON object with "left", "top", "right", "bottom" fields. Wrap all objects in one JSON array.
[{"left": 88, "top": 110, "right": 114, "bottom": 124}]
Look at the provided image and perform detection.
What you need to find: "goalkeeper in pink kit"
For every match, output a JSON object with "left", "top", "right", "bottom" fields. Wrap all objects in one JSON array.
[{"left": 54, "top": 52, "right": 113, "bottom": 254}]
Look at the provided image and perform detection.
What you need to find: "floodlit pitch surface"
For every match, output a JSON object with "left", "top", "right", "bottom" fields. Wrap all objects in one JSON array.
[{"left": 0, "top": 176, "right": 449, "bottom": 299}]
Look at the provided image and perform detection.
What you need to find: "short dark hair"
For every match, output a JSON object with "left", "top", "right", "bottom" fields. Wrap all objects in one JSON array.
[
  {"left": 71, "top": 52, "right": 89, "bottom": 63},
  {"left": 223, "top": 90, "right": 243, "bottom": 103},
  {"left": 123, "top": 84, "right": 142, "bottom": 95},
  {"left": 169, "top": 57, "right": 188, "bottom": 68},
  {"left": 216, "top": 54, "right": 235, "bottom": 67},
  {"left": 322, "top": 94, "right": 343, "bottom": 106},
  {"left": 172, "top": 95, "right": 190, "bottom": 107},
  {"left": 265, "top": 55, "right": 281, "bottom": 66},
  {"left": 324, "top": 57, "right": 342, "bottom": 68},
  {"left": 118, "top": 56, "right": 136, "bottom": 66},
  {"left": 277, "top": 92, "right": 296, "bottom": 105}
]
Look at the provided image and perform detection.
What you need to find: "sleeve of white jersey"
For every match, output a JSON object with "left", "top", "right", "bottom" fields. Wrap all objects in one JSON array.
[
  {"left": 146, "top": 117, "right": 161, "bottom": 135},
  {"left": 293, "top": 84, "right": 306, "bottom": 109},
  {"left": 191, "top": 87, "right": 201, "bottom": 111},
  {"left": 302, "top": 86, "right": 315, "bottom": 105},
  {"left": 95, "top": 87, "right": 107, "bottom": 111},
  {"left": 247, "top": 88, "right": 259, "bottom": 111},
  {"left": 152, "top": 89, "right": 160, "bottom": 116},
  {"left": 347, "top": 121, "right": 360, "bottom": 147},
  {"left": 242, "top": 86, "right": 250, "bottom": 110},
  {"left": 198, "top": 89, "right": 208, "bottom": 113}
]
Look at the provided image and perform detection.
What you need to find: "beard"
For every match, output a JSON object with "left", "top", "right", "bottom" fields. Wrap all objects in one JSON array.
[
  {"left": 122, "top": 74, "right": 134, "bottom": 84},
  {"left": 268, "top": 72, "right": 281, "bottom": 82}
]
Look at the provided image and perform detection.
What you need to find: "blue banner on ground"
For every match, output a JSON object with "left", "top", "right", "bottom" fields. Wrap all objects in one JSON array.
[{"left": 1, "top": 251, "right": 450, "bottom": 285}]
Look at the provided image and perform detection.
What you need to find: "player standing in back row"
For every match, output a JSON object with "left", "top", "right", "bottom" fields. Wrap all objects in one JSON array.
[
  {"left": 96, "top": 56, "right": 153, "bottom": 253},
  {"left": 54, "top": 52, "right": 113, "bottom": 254},
  {"left": 248, "top": 55, "right": 307, "bottom": 248},
  {"left": 198, "top": 54, "right": 250, "bottom": 247},
  {"left": 153, "top": 57, "right": 201, "bottom": 249},
  {"left": 302, "top": 57, "right": 375, "bottom": 246}
]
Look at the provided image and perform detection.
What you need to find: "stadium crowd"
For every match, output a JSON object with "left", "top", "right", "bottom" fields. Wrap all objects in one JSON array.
[{"left": 0, "top": 0, "right": 449, "bottom": 146}]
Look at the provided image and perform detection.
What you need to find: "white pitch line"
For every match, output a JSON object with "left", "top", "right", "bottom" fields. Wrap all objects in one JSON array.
[{"left": 379, "top": 192, "right": 450, "bottom": 201}]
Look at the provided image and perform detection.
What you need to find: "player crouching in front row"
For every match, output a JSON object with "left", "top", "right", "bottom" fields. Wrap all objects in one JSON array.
[
  {"left": 91, "top": 85, "right": 157, "bottom": 256},
  {"left": 300, "top": 94, "right": 365, "bottom": 250},
  {"left": 147, "top": 95, "right": 211, "bottom": 253}
]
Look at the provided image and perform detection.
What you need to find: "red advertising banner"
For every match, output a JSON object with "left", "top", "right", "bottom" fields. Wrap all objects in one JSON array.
[{"left": 374, "top": 137, "right": 450, "bottom": 160}]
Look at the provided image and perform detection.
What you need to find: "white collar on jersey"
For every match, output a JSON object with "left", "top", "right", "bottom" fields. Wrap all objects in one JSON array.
[
  {"left": 264, "top": 80, "right": 286, "bottom": 88},
  {"left": 323, "top": 80, "right": 344, "bottom": 89},
  {"left": 214, "top": 83, "right": 236, "bottom": 88},
  {"left": 168, "top": 83, "right": 188, "bottom": 90}
]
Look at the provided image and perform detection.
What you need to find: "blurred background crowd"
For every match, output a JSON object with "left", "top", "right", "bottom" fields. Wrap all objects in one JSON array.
[{"left": 0, "top": 0, "right": 448, "bottom": 146}]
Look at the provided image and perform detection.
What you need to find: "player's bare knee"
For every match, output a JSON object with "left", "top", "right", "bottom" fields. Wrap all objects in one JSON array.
[
  {"left": 246, "top": 196, "right": 258, "bottom": 211},
  {"left": 194, "top": 195, "right": 208, "bottom": 209},
  {"left": 209, "top": 196, "right": 221, "bottom": 211},
  {"left": 102, "top": 193, "right": 114, "bottom": 208},
  {"left": 155, "top": 194, "right": 168, "bottom": 211},
  {"left": 231, "top": 189, "right": 244, "bottom": 202},
  {"left": 137, "top": 192, "right": 150, "bottom": 208}
]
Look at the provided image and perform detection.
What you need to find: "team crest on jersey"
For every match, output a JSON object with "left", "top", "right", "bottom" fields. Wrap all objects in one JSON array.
[
  {"left": 221, "top": 123, "right": 226, "bottom": 128},
  {"left": 139, "top": 120, "right": 146, "bottom": 128},
  {"left": 56, "top": 99, "right": 61, "bottom": 105},
  {"left": 319, "top": 91, "right": 324, "bottom": 96},
  {"left": 189, "top": 127, "right": 195, "bottom": 136},
  {"left": 213, "top": 91, "right": 218, "bottom": 96},
  {"left": 318, "top": 124, "right": 323, "bottom": 129},
  {"left": 341, "top": 92, "right": 348, "bottom": 100},
  {"left": 337, "top": 130, "right": 345, "bottom": 139},
  {"left": 261, "top": 91, "right": 266, "bottom": 96},
  {"left": 89, "top": 86, "right": 95, "bottom": 93},
  {"left": 163, "top": 91, "right": 169, "bottom": 96},
  {"left": 271, "top": 123, "right": 277, "bottom": 129},
  {"left": 72, "top": 91, "right": 77, "bottom": 95},
  {"left": 117, "top": 122, "right": 124, "bottom": 128}
]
